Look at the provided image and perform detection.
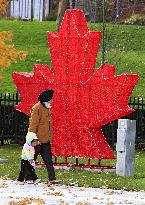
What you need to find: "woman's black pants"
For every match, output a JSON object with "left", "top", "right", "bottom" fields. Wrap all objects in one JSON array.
[{"left": 34, "top": 142, "right": 56, "bottom": 181}]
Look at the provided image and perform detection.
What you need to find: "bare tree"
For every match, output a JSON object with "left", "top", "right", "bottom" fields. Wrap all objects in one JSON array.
[
  {"left": 56, "top": 0, "right": 77, "bottom": 31},
  {"left": 56, "top": 0, "right": 69, "bottom": 31}
]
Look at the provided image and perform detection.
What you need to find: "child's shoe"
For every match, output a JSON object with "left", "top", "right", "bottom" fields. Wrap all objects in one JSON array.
[{"left": 33, "top": 178, "right": 41, "bottom": 185}]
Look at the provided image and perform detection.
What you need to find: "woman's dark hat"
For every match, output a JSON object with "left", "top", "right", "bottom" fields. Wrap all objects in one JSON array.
[{"left": 38, "top": 89, "right": 54, "bottom": 102}]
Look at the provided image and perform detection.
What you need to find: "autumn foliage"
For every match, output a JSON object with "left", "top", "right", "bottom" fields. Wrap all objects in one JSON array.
[
  {"left": 0, "top": 0, "right": 27, "bottom": 79},
  {"left": 0, "top": 0, "right": 8, "bottom": 14},
  {"left": 0, "top": 31, "right": 27, "bottom": 79}
]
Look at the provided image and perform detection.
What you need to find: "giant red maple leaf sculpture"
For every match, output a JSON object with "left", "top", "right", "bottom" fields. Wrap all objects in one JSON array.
[{"left": 12, "top": 9, "right": 139, "bottom": 159}]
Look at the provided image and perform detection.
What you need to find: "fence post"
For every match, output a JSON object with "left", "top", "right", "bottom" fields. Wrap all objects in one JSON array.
[
  {"left": 116, "top": 119, "right": 136, "bottom": 177},
  {"left": 16, "top": 91, "right": 19, "bottom": 105}
]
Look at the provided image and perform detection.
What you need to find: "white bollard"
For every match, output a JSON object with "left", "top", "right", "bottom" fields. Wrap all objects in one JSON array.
[{"left": 116, "top": 119, "right": 136, "bottom": 177}]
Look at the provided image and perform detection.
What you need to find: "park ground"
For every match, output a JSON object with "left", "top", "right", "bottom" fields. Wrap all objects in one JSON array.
[
  {"left": 0, "top": 145, "right": 145, "bottom": 191},
  {"left": 1, "top": 179, "right": 145, "bottom": 205},
  {"left": 0, "top": 19, "right": 145, "bottom": 204}
]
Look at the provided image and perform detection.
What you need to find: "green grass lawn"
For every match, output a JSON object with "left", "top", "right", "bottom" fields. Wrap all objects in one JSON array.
[
  {"left": 0, "top": 145, "right": 145, "bottom": 191},
  {"left": 0, "top": 20, "right": 145, "bottom": 96}
]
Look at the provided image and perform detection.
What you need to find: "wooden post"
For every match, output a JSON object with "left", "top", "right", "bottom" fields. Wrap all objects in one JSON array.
[
  {"left": 64, "top": 157, "right": 68, "bottom": 164},
  {"left": 88, "top": 158, "right": 90, "bottom": 166}
]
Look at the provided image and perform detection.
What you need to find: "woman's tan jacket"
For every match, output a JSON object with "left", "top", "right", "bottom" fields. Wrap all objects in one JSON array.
[{"left": 28, "top": 102, "right": 52, "bottom": 143}]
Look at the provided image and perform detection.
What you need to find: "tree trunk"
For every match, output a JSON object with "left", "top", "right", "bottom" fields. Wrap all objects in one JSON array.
[
  {"left": 69, "top": 0, "right": 76, "bottom": 9},
  {"left": 56, "top": 0, "right": 69, "bottom": 31}
]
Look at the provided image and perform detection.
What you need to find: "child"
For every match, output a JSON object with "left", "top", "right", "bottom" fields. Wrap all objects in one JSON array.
[{"left": 18, "top": 132, "right": 40, "bottom": 185}]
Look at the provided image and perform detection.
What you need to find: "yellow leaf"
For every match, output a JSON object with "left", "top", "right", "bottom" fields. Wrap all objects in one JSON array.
[{"left": 0, "top": 31, "right": 27, "bottom": 79}]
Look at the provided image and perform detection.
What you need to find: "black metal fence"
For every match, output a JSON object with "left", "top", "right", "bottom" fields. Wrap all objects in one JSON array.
[
  {"left": 0, "top": 92, "right": 145, "bottom": 147},
  {"left": 0, "top": 92, "right": 29, "bottom": 145},
  {"left": 103, "top": 97, "right": 145, "bottom": 148}
]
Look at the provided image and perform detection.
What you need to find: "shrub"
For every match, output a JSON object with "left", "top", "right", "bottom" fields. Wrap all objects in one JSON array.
[
  {"left": 124, "top": 15, "right": 145, "bottom": 25},
  {"left": 46, "top": 11, "right": 57, "bottom": 21}
]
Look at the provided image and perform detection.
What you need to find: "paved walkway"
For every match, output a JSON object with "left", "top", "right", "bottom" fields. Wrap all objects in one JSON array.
[{"left": 0, "top": 180, "right": 145, "bottom": 205}]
